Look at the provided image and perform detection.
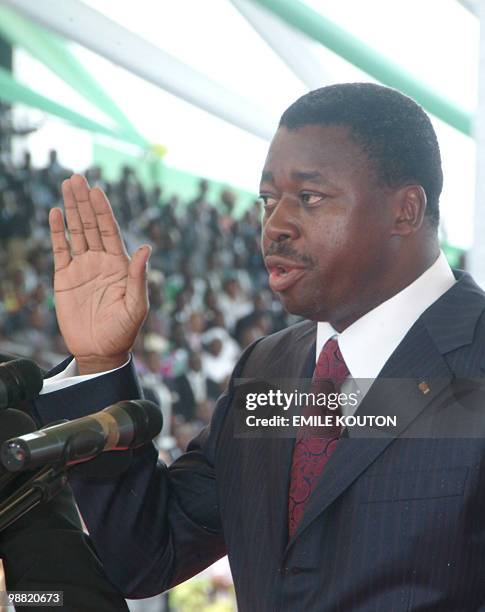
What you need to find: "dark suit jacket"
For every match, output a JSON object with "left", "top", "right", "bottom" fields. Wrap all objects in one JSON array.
[
  {"left": 0, "top": 358, "right": 130, "bottom": 611},
  {"left": 32, "top": 271, "right": 485, "bottom": 611}
]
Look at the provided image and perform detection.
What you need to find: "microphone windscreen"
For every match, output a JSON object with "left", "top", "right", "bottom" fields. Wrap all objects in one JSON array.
[
  {"left": 119, "top": 400, "right": 163, "bottom": 446},
  {"left": 0, "top": 409, "right": 37, "bottom": 444},
  {"left": 0, "top": 359, "right": 44, "bottom": 405}
]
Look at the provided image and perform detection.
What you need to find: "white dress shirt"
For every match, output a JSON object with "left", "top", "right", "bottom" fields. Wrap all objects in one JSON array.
[
  {"left": 41, "top": 356, "right": 130, "bottom": 394},
  {"left": 316, "top": 251, "right": 456, "bottom": 414}
]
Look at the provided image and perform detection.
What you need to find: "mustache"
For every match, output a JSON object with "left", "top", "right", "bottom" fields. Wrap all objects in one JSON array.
[{"left": 264, "top": 242, "right": 315, "bottom": 268}]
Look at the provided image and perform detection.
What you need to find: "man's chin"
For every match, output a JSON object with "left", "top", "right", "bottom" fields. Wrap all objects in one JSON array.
[{"left": 277, "top": 293, "right": 323, "bottom": 320}]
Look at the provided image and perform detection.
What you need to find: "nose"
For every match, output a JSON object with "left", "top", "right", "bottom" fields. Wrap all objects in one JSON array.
[{"left": 262, "top": 196, "right": 299, "bottom": 244}]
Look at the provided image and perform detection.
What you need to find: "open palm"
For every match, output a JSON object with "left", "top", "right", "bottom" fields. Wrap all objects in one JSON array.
[{"left": 49, "top": 175, "right": 151, "bottom": 373}]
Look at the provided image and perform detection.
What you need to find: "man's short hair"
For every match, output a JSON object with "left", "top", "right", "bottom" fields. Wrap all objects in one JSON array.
[{"left": 279, "top": 83, "right": 443, "bottom": 227}]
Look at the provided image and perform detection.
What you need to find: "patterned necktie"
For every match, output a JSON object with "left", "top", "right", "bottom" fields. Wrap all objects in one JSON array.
[{"left": 288, "top": 337, "right": 350, "bottom": 537}]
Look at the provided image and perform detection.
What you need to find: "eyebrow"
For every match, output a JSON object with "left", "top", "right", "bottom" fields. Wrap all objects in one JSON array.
[
  {"left": 259, "top": 169, "right": 330, "bottom": 186},
  {"left": 291, "top": 170, "right": 327, "bottom": 183}
]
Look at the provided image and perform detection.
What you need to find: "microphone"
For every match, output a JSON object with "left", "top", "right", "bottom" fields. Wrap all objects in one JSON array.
[
  {"left": 0, "top": 359, "right": 43, "bottom": 409},
  {"left": 1, "top": 400, "right": 163, "bottom": 472},
  {"left": 0, "top": 409, "right": 38, "bottom": 492}
]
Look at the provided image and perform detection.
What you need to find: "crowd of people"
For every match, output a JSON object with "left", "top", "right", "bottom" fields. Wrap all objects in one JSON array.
[{"left": 0, "top": 149, "right": 295, "bottom": 461}]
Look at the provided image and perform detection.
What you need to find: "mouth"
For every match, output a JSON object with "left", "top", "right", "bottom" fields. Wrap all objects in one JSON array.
[{"left": 265, "top": 256, "right": 307, "bottom": 293}]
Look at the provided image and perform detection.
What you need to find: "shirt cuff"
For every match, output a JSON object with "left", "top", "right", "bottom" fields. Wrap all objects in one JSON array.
[{"left": 40, "top": 357, "right": 131, "bottom": 395}]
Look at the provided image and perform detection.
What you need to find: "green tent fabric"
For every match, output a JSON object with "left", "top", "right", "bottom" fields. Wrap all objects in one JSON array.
[
  {"left": 253, "top": 0, "right": 472, "bottom": 136},
  {"left": 0, "top": 3, "right": 147, "bottom": 147},
  {"left": 0, "top": 65, "right": 137, "bottom": 141}
]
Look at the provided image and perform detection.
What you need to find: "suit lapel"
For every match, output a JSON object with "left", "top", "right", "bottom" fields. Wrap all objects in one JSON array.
[
  {"left": 262, "top": 323, "right": 316, "bottom": 558},
  {"left": 285, "top": 318, "right": 454, "bottom": 552}
]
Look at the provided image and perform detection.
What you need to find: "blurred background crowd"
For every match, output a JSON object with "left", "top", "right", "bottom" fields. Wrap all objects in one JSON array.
[
  {"left": 0, "top": 149, "right": 297, "bottom": 463},
  {"left": 0, "top": 148, "right": 299, "bottom": 610}
]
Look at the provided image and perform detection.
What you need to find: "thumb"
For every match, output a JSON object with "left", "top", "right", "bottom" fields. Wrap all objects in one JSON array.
[{"left": 126, "top": 245, "right": 151, "bottom": 321}]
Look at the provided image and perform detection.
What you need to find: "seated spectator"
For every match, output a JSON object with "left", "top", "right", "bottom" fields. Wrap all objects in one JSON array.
[
  {"left": 218, "top": 278, "right": 252, "bottom": 333},
  {"left": 201, "top": 327, "right": 240, "bottom": 396},
  {"left": 170, "top": 351, "right": 216, "bottom": 423}
]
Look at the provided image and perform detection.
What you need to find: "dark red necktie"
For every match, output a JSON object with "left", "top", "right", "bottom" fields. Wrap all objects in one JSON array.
[{"left": 288, "top": 337, "right": 350, "bottom": 537}]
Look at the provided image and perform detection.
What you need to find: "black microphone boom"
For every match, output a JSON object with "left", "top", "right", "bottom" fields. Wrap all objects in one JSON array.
[
  {"left": 1, "top": 400, "right": 162, "bottom": 472},
  {"left": 0, "top": 359, "right": 43, "bottom": 409}
]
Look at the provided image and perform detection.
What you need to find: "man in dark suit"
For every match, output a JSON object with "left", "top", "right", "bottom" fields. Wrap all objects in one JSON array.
[{"left": 33, "top": 83, "right": 485, "bottom": 610}]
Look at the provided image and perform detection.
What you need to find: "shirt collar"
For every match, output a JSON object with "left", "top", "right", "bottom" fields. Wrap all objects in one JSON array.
[{"left": 316, "top": 251, "right": 456, "bottom": 379}]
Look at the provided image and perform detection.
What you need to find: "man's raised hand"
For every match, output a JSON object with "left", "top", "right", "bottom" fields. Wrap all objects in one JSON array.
[{"left": 49, "top": 174, "right": 151, "bottom": 374}]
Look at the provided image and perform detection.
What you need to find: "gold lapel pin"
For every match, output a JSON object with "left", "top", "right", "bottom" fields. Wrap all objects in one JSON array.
[{"left": 418, "top": 381, "right": 430, "bottom": 395}]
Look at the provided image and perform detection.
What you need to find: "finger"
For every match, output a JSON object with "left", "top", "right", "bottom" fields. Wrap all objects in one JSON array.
[
  {"left": 90, "top": 187, "right": 128, "bottom": 256},
  {"left": 125, "top": 245, "right": 151, "bottom": 322},
  {"left": 61, "top": 178, "right": 88, "bottom": 256},
  {"left": 49, "top": 208, "right": 72, "bottom": 271},
  {"left": 70, "top": 174, "right": 104, "bottom": 252}
]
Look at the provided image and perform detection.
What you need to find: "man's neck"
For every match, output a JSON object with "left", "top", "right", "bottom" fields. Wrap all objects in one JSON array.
[{"left": 331, "top": 248, "right": 440, "bottom": 333}]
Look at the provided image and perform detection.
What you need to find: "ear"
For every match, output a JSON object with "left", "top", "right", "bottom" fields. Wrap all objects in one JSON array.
[{"left": 390, "top": 185, "right": 427, "bottom": 236}]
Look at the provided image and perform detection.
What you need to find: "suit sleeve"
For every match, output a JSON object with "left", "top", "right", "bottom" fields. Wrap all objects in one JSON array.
[{"left": 31, "top": 343, "right": 260, "bottom": 598}]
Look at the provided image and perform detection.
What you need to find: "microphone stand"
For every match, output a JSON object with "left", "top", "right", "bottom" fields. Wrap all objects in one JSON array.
[
  {"left": 0, "top": 464, "right": 68, "bottom": 532},
  {"left": 0, "top": 420, "right": 87, "bottom": 532}
]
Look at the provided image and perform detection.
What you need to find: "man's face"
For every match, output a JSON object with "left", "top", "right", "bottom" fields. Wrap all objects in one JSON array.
[{"left": 260, "top": 124, "right": 395, "bottom": 328}]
